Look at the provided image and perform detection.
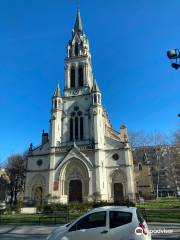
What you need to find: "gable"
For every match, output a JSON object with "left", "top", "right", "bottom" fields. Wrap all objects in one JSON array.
[{"left": 54, "top": 143, "right": 94, "bottom": 171}]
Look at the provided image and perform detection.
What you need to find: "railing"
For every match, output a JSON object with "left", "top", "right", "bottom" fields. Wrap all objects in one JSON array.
[
  {"left": 38, "top": 210, "right": 69, "bottom": 224},
  {"left": 28, "top": 140, "right": 95, "bottom": 155},
  {"left": 55, "top": 142, "right": 94, "bottom": 153},
  {"left": 0, "top": 209, "right": 70, "bottom": 225}
]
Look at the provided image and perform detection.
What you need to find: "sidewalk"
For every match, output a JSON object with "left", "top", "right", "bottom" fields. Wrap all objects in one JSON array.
[{"left": 0, "top": 224, "right": 57, "bottom": 235}]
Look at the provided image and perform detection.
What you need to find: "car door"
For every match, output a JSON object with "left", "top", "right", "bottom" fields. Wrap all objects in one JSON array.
[
  {"left": 106, "top": 210, "right": 134, "bottom": 240},
  {"left": 65, "top": 211, "right": 109, "bottom": 240}
]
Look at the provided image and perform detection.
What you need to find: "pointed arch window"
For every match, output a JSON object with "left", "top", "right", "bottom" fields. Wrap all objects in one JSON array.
[
  {"left": 69, "top": 107, "right": 84, "bottom": 141},
  {"left": 75, "top": 117, "right": 79, "bottom": 140},
  {"left": 75, "top": 43, "right": 79, "bottom": 56},
  {"left": 54, "top": 100, "right": 58, "bottom": 108},
  {"left": 70, "top": 118, "right": 74, "bottom": 141},
  {"left": 70, "top": 67, "right": 75, "bottom": 88},
  {"left": 80, "top": 117, "right": 84, "bottom": 140},
  {"left": 78, "top": 66, "right": 84, "bottom": 87},
  {"left": 94, "top": 94, "right": 97, "bottom": 104}
]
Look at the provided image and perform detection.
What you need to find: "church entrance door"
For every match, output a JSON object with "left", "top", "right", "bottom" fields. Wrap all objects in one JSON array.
[
  {"left": 69, "top": 180, "right": 82, "bottom": 202},
  {"left": 114, "top": 183, "right": 124, "bottom": 203},
  {"left": 34, "top": 187, "right": 43, "bottom": 206}
]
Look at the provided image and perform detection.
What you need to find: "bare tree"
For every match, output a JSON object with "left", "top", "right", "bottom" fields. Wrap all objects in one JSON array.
[
  {"left": 165, "top": 146, "right": 180, "bottom": 198},
  {"left": 173, "top": 129, "right": 180, "bottom": 145},
  {"left": 5, "top": 154, "right": 27, "bottom": 205},
  {"left": 128, "top": 131, "right": 151, "bottom": 147},
  {"left": 130, "top": 131, "right": 172, "bottom": 198},
  {"left": 128, "top": 130, "right": 167, "bottom": 148}
]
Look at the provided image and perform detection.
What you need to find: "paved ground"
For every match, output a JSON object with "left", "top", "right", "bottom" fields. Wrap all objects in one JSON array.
[
  {"left": 0, "top": 224, "right": 55, "bottom": 240},
  {"left": 0, "top": 223, "right": 179, "bottom": 240}
]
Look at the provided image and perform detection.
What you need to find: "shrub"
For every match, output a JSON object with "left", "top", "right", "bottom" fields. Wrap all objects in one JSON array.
[
  {"left": 68, "top": 202, "right": 93, "bottom": 212},
  {"left": 43, "top": 203, "right": 68, "bottom": 213},
  {"left": 42, "top": 200, "right": 136, "bottom": 215},
  {"left": 4, "top": 205, "right": 20, "bottom": 214}
]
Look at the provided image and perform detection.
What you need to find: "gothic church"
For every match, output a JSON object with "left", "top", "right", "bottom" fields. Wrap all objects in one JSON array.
[{"left": 25, "top": 10, "right": 136, "bottom": 204}]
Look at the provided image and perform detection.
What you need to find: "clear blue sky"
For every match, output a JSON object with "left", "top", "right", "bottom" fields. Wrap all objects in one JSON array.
[{"left": 0, "top": 0, "right": 180, "bottom": 163}]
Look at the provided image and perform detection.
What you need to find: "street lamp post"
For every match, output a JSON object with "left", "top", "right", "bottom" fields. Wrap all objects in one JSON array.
[
  {"left": 167, "top": 49, "right": 180, "bottom": 117},
  {"left": 167, "top": 49, "right": 180, "bottom": 69}
]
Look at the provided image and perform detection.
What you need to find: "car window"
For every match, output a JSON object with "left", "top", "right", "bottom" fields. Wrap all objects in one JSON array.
[
  {"left": 109, "top": 211, "right": 132, "bottom": 228},
  {"left": 69, "top": 211, "right": 106, "bottom": 232}
]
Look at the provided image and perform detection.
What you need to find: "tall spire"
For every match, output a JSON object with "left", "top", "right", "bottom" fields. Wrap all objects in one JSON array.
[
  {"left": 65, "top": 8, "right": 94, "bottom": 95},
  {"left": 74, "top": 9, "right": 83, "bottom": 34}
]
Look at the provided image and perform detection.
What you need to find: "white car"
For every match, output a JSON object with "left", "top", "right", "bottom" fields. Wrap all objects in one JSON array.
[{"left": 47, "top": 206, "right": 151, "bottom": 240}]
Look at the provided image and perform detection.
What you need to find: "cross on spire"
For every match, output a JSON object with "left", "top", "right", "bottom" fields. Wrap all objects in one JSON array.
[{"left": 77, "top": 0, "right": 80, "bottom": 10}]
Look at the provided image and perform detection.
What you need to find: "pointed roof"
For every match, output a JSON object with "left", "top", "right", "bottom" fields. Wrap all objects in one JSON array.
[
  {"left": 74, "top": 9, "right": 83, "bottom": 34},
  {"left": 53, "top": 84, "right": 61, "bottom": 97},
  {"left": 92, "top": 79, "right": 100, "bottom": 92}
]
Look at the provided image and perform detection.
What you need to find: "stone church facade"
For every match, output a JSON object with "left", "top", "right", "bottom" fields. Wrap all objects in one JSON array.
[{"left": 25, "top": 10, "right": 136, "bottom": 205}]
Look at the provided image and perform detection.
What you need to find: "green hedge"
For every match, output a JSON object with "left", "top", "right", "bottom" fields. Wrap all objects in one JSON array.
[{"left": 42, "top": 200, "right": 136, "bottom": 214}]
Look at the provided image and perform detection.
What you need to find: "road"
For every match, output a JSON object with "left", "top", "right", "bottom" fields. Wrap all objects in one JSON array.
[
  {"left": 0, "top": 223, "right": 179, "bottom": 240},
  {"left": 150, "top": 223, "right": 180, "bottom": 239}
]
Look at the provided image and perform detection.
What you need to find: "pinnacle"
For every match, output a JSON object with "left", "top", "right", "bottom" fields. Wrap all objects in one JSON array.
[
  {"left": 92, "top": 79, "right": 100, "bottom": 92},
  {"left": 53, "top": 84, "right": 61, "bottom": 97}
]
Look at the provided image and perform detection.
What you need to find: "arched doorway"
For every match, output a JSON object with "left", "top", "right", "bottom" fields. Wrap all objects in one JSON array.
[
  {"left": 34, "top": 187, "right": 43, "bottom": 206},
  {"left": 114, "top": 183, "right": 124, "bottom": 203},
  {"left": 58, "top": 158, "right": 90, "bottom": 203},
  {"left": 69, "top": 180, "right": 82, "bottom": 202}
]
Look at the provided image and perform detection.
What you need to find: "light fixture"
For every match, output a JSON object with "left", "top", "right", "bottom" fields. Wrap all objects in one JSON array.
[
  {"left": 167, "top": 49, "right": 180, "bottom": 59},
  {"left": 171, "top": 62, "right": 180, "bottom": 70}
]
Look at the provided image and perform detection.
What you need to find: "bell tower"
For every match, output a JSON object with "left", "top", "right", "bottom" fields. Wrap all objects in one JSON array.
[{"left": 64, "top": 10, "right": 94, "bottom": 97}]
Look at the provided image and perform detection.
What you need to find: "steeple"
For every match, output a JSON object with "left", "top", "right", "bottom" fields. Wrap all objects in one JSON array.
[
  {"left": 66, "top": 9, "right": 90, "bottom": 60},
  {"left": 64, "top": 9, "right": 94, "bottom": 96},
  {"left": 73, "top": 9, "right": 83, "bottom": 35}
]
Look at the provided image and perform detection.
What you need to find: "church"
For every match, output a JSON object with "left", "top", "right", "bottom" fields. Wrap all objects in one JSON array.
[{"left": 25, "top": 10, "right": 136, "bottom": 205}]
